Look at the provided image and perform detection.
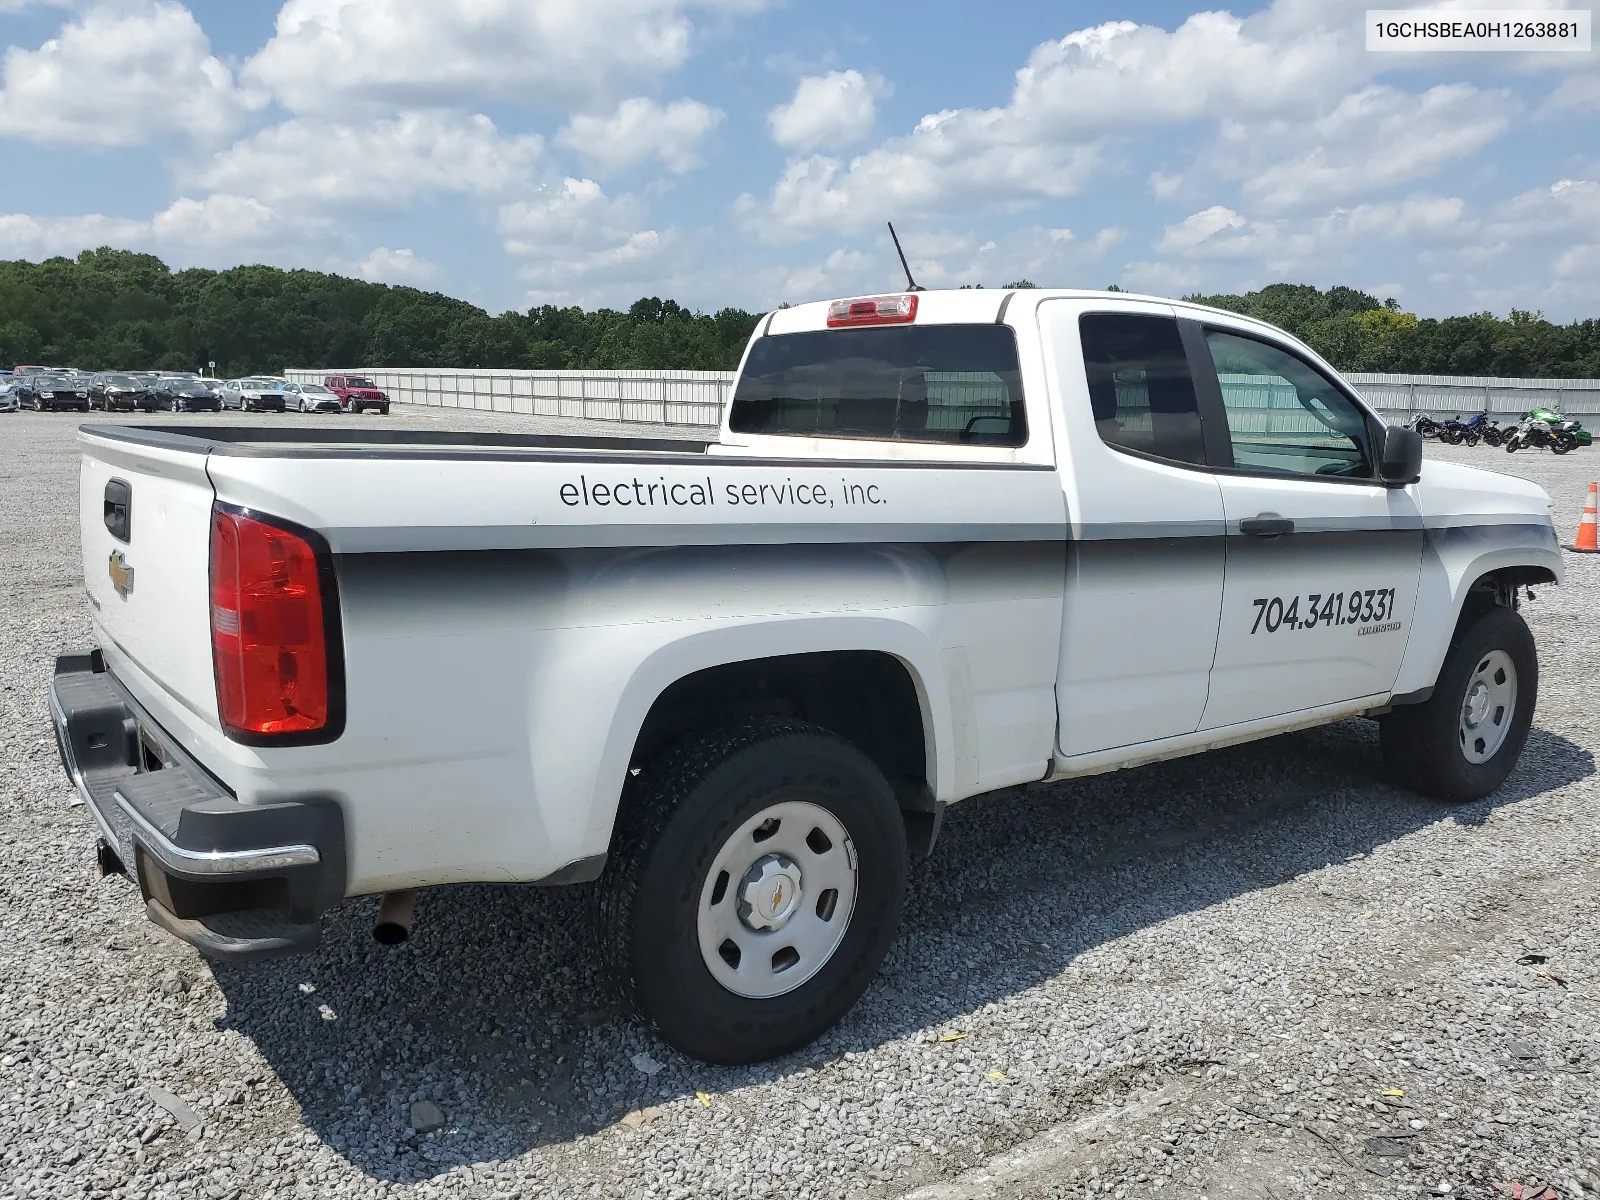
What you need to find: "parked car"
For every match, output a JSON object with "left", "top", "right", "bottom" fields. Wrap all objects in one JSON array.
[
  {"left": 16, "top": 371, "right": 89, "bottom": 411},
  {"left": 218, "top": 378, "right": 288, "bottom": 413},
  {"left": 282, "top": 381, "right": 344, "bottom": 412},
  {"left": 0, "top": 378, "right": 17, "bottom": 412},
  {"left": 88, "top": 373, "right": 150, "bottom": 412},
  {"left": 49, "top": 287, "right": 1561, "bottom": 1065},
  {"left": 12, "top": 364, "right": 53, "bottom": 377},
  {"left": 324, "top": 374, "right": 390, "bottom": 413},
  {"left": 151, "top": 377, "right": 222, "bottom": 413}
]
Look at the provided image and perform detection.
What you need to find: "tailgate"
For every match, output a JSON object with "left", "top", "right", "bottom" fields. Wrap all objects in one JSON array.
[{"left": 79, "top": 434, "right": 219, "bottom": 726}]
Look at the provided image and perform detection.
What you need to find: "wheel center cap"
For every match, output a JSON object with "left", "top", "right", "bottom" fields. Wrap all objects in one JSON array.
[
  {"left": 737, "top": 855, "right": 803, "bottom": 932},
  {"left": 1464, "top": 681, "right": 1491, "bottom": 727}
]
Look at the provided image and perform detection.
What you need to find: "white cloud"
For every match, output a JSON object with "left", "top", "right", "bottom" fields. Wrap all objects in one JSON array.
[
  {"left": 740, "top": 10, "right": 1360, "bottom": 239},
  {"left": 557, "top": 97, "right": 723, "bottom": 174},
  {"left": 0, "top": 194, "right": 320, "bottom": 263},
  {"left": 0, "top": 1, "right": 249, "bottom": 146},
  {"left": 192, "top": 113, "right": 544, "bottom": 213},
  {"left": 1223, "top": 84, "right": 1513, "bottom": 210},
  {"left": 351, "top": 246, "right": 439, "bottom": 285},
  {"left": 244, "top": 0, "right": 757, "bottom": 117},
  {"left": 1155, "top": 195, "right": 1471, "bottom": 269},
  {"left": 498, "top": 177, "right": 649, "bottom": 252},
  {"left": 767, "top": 70, "right": 886, "bottom": 151}
]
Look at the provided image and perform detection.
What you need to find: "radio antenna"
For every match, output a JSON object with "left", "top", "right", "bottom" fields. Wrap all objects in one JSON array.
[{"left": 887, "top": 222, "right": 924, "bottom": 292}]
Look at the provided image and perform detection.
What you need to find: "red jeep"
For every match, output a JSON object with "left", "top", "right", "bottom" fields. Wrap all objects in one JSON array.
[{"left": 323, "top": 374, "right": 391, "bottom": 414}]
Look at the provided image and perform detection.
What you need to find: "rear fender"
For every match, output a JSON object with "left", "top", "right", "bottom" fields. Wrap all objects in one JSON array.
[{"left": 523, "top": 616, "right": 953, "bottom": 868}]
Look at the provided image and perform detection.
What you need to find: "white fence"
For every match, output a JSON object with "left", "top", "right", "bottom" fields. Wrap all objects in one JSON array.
[
  {"left": 1346, "top": 372, "right": 1600, "bottom": 419},
  {"left": 284, "top": 367, "right": 731, "bottom": 427},
  {"left": 287, "top": 366, "right": 1600, "bottom": 429}
]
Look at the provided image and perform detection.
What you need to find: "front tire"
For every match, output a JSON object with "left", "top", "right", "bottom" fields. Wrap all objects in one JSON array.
[
  {"left": 597, "top": 719, "right": 907, "bottom": 1065},
  {"left": 1380, "top": 605, "right": 1537, "bottom": 802}
]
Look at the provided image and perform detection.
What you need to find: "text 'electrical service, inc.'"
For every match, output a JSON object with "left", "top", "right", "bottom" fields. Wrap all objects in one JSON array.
[{"left": 556, "top": 475, "right": 888, "bottom": 510}]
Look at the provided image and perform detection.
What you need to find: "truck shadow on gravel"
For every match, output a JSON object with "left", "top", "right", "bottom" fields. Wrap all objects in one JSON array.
[{"left": 208, "top": 718, "right": 1593, "bottom": 1183}]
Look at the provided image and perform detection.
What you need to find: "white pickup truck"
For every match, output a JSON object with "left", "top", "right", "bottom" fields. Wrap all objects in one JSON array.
[{"left": 51, "top": 288, "right": 1562, "bottom": 1064}]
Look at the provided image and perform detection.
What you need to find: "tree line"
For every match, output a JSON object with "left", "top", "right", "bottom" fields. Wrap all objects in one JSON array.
[
  {"left": 1, "top": 249, "right": 1597, "bottom": 379},
  {"left": 0, "top": 249, "right": 763, "bottom": 377}
]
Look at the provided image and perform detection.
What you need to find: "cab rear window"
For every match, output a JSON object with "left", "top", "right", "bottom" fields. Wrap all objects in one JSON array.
[{"left": 729, "top": 325, "right": 1027, "bottom": 447}]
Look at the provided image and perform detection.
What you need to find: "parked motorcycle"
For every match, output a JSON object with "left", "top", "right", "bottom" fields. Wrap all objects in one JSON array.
[
  {"left": 1439, "top": 415, "right": 1481, "bottom": 446},
  {"left": 1442, "top": 413, "right": 1505, "bottom": 447},
  {"left": 1406, "top": 412, "right": 1442, "bottom": 439},
  {"left": 1504, "top": 413, "right": 1578, "bottom": 455},
  {"left": 1528, "top": 406, "right": 1592, "bottom": 449}
]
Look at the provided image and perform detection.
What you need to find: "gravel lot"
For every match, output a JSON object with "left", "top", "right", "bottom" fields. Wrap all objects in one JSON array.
[{"left": 2, "top": 407, "right": 1598, "bottom": 1200}]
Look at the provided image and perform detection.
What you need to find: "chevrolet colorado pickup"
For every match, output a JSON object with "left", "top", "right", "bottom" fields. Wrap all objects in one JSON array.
[{"left": 50, "top": 289, "right": 1562, "bottom": 1064}]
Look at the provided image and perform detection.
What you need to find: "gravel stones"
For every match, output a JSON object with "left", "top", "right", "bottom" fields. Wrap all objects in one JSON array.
[{"left": 2, "top": 418, "right": 1598, "bottom": 1199}]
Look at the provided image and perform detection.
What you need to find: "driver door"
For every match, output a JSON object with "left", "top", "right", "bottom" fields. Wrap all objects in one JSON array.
[{"left": 1195, "top": 324, "right": 1425, "bottom": 731}]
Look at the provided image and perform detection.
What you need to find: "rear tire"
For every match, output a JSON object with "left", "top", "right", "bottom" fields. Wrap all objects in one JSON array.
[
  {"left": 597, "top": 719, "right": 907, "bottom": 1065},
  {"left": 1380, "top": 605, "right": 1537, "bottom": 802}
]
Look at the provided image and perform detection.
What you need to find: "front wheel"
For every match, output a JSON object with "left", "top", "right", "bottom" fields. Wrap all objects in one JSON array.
[
  {"left": 597, "top": 719, "right": 907, "bottom": 1065},
  {"left": 1380, "top": 605, "right": 1537, "bottom": 802}
]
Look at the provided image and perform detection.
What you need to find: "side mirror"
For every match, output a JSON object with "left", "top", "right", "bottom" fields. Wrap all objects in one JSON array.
[{"left": 1379, "top": 424, "right": 1423, "bottom": 485}]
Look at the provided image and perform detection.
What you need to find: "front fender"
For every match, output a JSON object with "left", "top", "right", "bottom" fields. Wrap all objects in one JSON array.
[{"left": 1391, "top": 520, "right": 1563, "bottom": 697}]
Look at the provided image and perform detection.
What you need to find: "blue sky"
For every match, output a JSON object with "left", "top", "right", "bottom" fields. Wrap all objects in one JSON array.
[{"left": 0, "top": 0, "right": 1596, "bottom": 318}]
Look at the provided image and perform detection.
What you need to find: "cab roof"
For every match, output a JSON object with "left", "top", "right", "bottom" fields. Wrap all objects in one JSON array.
[{"left": 764, "top": 287, "right": 1289, "bottom": 344}]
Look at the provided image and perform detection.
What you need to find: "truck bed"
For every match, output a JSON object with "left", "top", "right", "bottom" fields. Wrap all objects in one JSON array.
[{"left": 79, "top": 423, "right": 1065, "bottom": 554}]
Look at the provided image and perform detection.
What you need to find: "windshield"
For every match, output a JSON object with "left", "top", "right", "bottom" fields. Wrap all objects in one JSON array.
[
  {"left": 729, "top": 325, "right": 1027, "bottom": 446},
  {"left": 302, "top": 384, "right": 332, "bottom": 394},
  {"left": 178, "top": 383, "right": 212, "bottom": 394},
  {"left": 102, "top": 375, "right": 138, "bottom": 386}
]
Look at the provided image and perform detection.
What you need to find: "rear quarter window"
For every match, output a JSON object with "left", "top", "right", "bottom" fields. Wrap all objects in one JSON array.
[{"left": 729, "top": 324, "right": 1027, "bottom": 447}]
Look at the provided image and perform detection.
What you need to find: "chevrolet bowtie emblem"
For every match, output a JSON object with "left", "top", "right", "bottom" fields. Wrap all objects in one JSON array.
[{"left": 108, "top": 550, "right": 135, "bottom": 599}]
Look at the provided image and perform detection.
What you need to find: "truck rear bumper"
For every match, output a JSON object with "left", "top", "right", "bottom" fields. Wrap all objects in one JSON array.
[{"left": 50, "top": 650, "right": 345, "bottom": 960}]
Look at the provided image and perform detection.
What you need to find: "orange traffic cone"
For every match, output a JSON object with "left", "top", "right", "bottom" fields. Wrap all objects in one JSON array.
[{"left": 1574, "top": 481, "right": 1599, "bottom": 552}]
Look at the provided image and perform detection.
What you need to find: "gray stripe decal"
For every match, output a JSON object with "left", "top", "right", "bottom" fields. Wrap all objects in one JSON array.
[
  {"left": 324, "top": 521, "right": 1069, "bottom": 554},
  {"left": 1267, "top": 515, "right": 1425, "bottom": 534},
  {"left": 1420, "top": 515, "right": 1557, "bottom": 532},
  {"left": 324, "top": 516, "right": 1555, "bottom": 554},
  {"left": 1076, "top": 520, "right": 1227, "bottom": 541},
  {"left": 995, "top": 291, "right": 1018, "bottom": 324},
  {"left": 1074, "top": 516, "right": 1552, "bottom": 541}
]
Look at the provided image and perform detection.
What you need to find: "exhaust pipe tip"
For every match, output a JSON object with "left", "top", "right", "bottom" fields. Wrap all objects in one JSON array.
[
  {"left": 373, "top": 889, "right": 417, "bottom": 945},
  {"left": 96, "top": 838, "right": 126, "bottom": 877}
]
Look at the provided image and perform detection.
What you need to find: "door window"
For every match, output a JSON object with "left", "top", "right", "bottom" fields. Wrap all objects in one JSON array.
[
  {"left": 1203, "top": 330, "right": 1373, "bottom": 478},
  {"left": 1078, "top": 314, "right": 1207, "bottom": 466}
]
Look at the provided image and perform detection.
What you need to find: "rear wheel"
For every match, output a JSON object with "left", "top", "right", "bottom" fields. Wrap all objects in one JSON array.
[
  {"left": 597, "top": 719, "right": 907, "bottom": 1064},
  {"left": 1380, "top": 605, "right": 1537, "bottom": 802}
]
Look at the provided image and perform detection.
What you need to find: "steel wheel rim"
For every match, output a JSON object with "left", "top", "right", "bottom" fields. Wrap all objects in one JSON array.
[
  {"left": 695, "top": 798, "right": 858, "bottom": 999},
  {"left": 1459, "top": 649, "right": 1517, "bottom": 764}
]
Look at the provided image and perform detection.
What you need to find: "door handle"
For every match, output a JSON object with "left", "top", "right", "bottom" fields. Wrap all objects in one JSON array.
[{"left": 1239, "top": 514, "right": 1294, "bottom": 537}]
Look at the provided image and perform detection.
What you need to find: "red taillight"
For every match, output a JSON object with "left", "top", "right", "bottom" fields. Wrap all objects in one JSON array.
[
  {"left": 825, "top": 293, "right": 918, "bottom": 327},
  {"left": 210, "top": 507, "right": 332, "bottom": 739}
]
